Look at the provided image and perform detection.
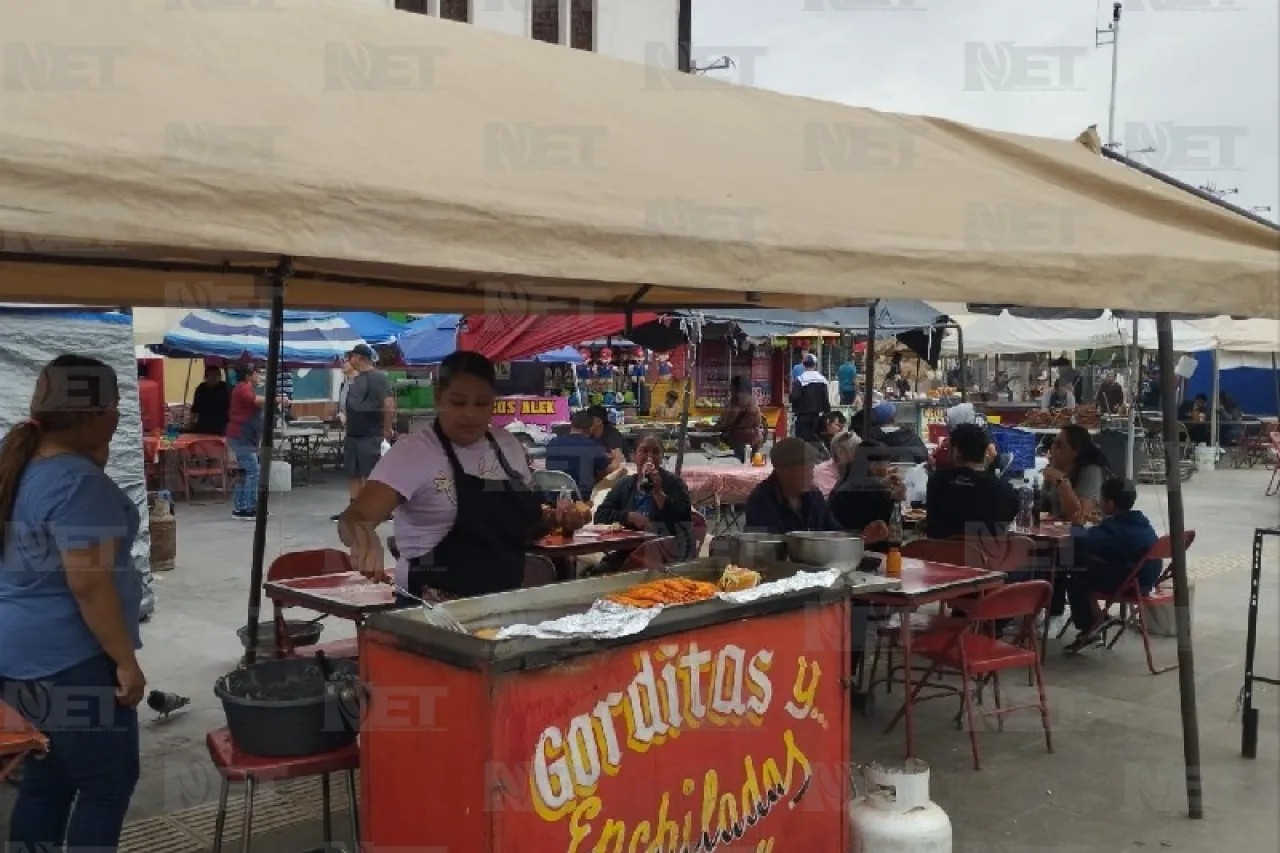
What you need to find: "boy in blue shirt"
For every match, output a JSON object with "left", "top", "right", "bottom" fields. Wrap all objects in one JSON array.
[
  {"left": 544, "top": 410, "right": 617, "bottom": 498},
  {"left": 1064, "top": 476, "right": 1160, "bottom": 654},
  {"left": 837, "top": 353, "right": 858, "bottom": 406}
]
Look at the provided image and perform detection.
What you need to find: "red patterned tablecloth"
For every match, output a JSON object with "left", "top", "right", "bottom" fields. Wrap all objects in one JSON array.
[{"left": 681, "top": 461, "right": 840, "bottom": 507}]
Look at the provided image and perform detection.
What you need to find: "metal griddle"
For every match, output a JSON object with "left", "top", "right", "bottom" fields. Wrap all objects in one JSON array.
[{"left": 362, "top": 557, "right": 900, "bottom": 673}]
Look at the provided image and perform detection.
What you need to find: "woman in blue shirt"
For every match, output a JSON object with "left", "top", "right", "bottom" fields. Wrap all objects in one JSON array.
[{"left": 0, "top": 355, "right": 144, "bottom": 852}]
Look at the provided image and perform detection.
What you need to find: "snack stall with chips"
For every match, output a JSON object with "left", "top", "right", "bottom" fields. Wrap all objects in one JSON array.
[{"left": 357, "top": 561, "right": 896, "bottom": 852}]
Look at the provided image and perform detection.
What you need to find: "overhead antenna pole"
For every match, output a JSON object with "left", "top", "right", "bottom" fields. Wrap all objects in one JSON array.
[{"left": 1097, "top": 1, "right": 1123, "bottom": 148}]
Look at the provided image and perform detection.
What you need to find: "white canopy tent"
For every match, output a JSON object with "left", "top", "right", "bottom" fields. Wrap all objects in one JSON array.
[
  {"left": 1189, "top": 317, "right": 1280, "bottom": 369},
  {"left": 939, "top": 310, "right": 1218, "bottom": 355}
]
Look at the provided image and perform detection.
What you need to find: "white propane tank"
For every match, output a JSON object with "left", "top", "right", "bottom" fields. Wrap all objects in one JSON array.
[{"left": 850, "top": 760, "right": 952, "bottom": 853}]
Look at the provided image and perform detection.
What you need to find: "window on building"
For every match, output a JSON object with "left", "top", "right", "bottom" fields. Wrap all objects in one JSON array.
[
  {"left": 395, "top": 0, "right": 429, "bottom": 13},
  {"left": 570, "top": 0, "right": 593, "bottom": 51},
  {"left": 531, "top": 0, "right": 559, "bottom": 44},
  {"left": 440, "top": 0, "right": 469, "bottom": 22}
]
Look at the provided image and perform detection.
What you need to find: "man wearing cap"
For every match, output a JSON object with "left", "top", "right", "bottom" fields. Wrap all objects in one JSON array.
[
  {"left": 743, "top": 438, "right": 840, "bottom": 535},
  {"left": 789, "top": 353, "right": 831, "bottom": 445},
  {"left": 333, "top": 344, "right": 394, "bottom": 521}
]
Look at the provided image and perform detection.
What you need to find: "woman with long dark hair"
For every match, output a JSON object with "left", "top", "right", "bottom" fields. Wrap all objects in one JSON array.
[
  {"left": 0, "top": 355, "right": 143, "bottom": 852},
  {"left": 1041, "top": 424, "right": 1107, "bottom": 525},
  {"left": 338, "top": 351, "right": 584, "bottom": 601}
]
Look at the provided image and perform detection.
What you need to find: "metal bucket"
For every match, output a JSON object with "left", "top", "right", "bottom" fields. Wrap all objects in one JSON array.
[
  {"left": 720, "top": 532, "right": 789, "bottom": 567},
  {"left": 785, "top": 531, "right": 865, "bottom": 571}
]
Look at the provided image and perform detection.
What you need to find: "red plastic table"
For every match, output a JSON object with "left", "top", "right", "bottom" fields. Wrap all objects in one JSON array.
[{"left": 854, "top": 558, "right": 1006, "bottom": 758}]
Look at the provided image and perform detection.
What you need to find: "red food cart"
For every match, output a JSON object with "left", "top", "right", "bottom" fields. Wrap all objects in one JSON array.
[{"left": 358, "top": 564, "right": 896, "bottom": 852}]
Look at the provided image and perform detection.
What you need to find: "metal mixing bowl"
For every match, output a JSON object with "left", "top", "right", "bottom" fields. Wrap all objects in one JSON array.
[{"left": 785, "top": 531, "right": 865, "bottom": 570}]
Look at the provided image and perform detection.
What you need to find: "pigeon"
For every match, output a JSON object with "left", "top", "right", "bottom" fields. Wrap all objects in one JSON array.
[{"left": 146, "top": 690, "right": 191, "bottom": 721}]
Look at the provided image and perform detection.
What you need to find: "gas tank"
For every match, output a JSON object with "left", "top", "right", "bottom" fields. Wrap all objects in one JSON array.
[{"left": 849, "top": 760, "right": 952, "bottom": 853}]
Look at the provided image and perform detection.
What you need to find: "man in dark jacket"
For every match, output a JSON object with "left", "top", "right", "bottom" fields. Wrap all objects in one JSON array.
[
  {"left": 925, "top": 423, "right": 1020, "bottom": 540},
  {"left": 594, "top": 436, "right": 694, "bottom": 568},
  {"left": 744, "top": 438, "right": 840, "bottom": 534},
  {"left": 1064, "top": 477, "right": 1160, "bottom": 653},
  {"left": 789, "top": 353, "right": 830, "bottom": 444}
]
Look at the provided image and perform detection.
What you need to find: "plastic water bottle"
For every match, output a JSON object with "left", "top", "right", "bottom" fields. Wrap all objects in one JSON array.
[{"left": 1016, "top": 483, "right": 1034, "bottom": 530}]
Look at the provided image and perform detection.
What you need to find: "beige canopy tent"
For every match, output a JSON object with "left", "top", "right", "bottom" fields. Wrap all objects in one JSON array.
[{"left": 2, "top": 0, "right": 1278, "bottom": 315}]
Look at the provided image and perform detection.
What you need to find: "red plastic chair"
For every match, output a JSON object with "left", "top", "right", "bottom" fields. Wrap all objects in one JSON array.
[
  {"left": 894, "top": 580, "right": 1054, "bottom": 770},
  {"left": 206, "top": 727, "right": 358, "bottom": 853},
  {"left": 1, "top": 700, "right": 48, "bottom": 784},
  {"left": 691, "top": 510, "right": 709, "bottom": 555},
  {"left": 1266, "top": 432, "right": 1280, "bottom": 496},
  {"left": 1096, "top": 531, "right": 1196, "bottom": 675},
  {"left": 522, "top": 554, "right": 558, "bottom": 588},
  {"left": 266, "top": 549, "right": 356, "bottom": 660},
  {"left": 620, "top": 536, "right": 681, "bottom": 572},
  {"left": 178, "top": 438, "right": 230, "bottom": 501},
  {"left": 867, "top": 539, "right": 986, "bottom": 695}
]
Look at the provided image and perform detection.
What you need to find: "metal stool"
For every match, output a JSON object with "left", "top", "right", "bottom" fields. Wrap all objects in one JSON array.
[{"left": 206, "top": 727, "right": 359, "bottom": 853}]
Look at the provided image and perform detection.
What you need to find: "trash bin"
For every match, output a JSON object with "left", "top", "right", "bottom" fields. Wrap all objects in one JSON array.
[{"left": 1098, "top": 428, "right": 1145, "bottom": 476}]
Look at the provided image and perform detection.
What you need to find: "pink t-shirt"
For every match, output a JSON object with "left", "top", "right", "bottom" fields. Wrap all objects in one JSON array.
[{"left": 369, "top": 427, "right": 532, "bottom": 587}]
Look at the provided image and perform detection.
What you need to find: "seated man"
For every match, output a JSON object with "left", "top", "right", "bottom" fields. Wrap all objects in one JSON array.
[
  {"left": 744, "top": 438, "right": 840, "bottom": 534},
  {"left": 544, "top": 410, "right": 616, "bottom": 498},
  {"left": 587, "top": 404, "right": 630, "bottom": 468},
  {"left": 924, "top": 423, "right": 1020, "bottom": 540},
  {"left": 827, "top": 442, "right": 898, "bottom": 550},
  {"left": 1063, "top": 477, "right": 1160, "bottom": 654},
  {"left": 594, "top": 436, "right": 694, "bottom": 570},
  {"left": 863, "top": 403, "right": 930, "bottom": 466}
]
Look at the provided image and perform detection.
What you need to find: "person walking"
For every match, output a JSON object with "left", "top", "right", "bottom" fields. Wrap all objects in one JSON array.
[
  {"left": 226, "top": 364, "right": 266, "bottom": 520},
  {"left": 790, "top": 353, "right": 830, "bottom": 444},
  {"left": 333, "top": 344, "right": 394, "bottom": 521},
  {"left": 837, "top": 352, "right": 858, "bottom": 406},
  {"left": 0, "top": 355, "right": 145, "bottom": 852}
]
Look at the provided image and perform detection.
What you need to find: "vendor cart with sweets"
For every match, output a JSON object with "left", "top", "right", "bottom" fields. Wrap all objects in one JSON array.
[{"left": 358, "top": 559, "right": 896, "bottom": 851}]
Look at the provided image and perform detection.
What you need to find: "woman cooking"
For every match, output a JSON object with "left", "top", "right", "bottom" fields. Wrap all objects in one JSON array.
[{"left": 338, "top": 352, "right": 587, "bottom": 601}]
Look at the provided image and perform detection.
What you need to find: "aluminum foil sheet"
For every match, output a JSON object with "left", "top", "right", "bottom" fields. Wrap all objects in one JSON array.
[
  {"left": 717, "top": 569, "right": 842, "bottom": 604},
  {"left": 495, "top": 599, "right": 665, "bottom": 641}
]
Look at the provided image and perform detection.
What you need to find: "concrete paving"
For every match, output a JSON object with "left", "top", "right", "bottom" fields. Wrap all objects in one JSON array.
[{"left": 3, "top": 461, "right": 1278, "bottom": 852}]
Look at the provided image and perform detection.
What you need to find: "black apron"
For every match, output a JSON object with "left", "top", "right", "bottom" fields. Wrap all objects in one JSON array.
[{"left": 405, "top": 421, "right": 543, "bottom": 599}]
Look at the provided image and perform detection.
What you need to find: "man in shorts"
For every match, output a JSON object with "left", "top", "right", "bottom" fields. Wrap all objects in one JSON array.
[{"left": 333, "top": 344, "right": 393, "bottom": 521}]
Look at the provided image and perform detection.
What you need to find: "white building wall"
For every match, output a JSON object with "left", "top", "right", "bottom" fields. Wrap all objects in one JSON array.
[
  {"left": 594, "top": 0, "right": 678, "bottom": 68},
  {"left": 382, "top": 0, "right": 679, "bottom": 69}
]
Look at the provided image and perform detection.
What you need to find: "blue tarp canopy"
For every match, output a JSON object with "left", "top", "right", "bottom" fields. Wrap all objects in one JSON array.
[
  {"left": 528, "top": 346, "right": 583, "bottom": 363},
  {"left": 398, "top": 314, "right": 461, "bottom": 364},
  {"left": 155, "top": 309, "right": 366, "bottom": 365},
  {"left": 340, "top": 312, "right": 406, "bottom": 346}
]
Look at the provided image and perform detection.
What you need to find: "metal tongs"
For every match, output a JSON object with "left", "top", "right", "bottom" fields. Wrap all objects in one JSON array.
[{"left": 390, "top": 583, "right": 468, "bottom": 634}]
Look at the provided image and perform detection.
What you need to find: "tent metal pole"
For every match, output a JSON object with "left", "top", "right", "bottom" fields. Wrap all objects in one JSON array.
[
  {"left": 243, "top": 259, "right": 292, "bottom": 667},
  {"left": 1156, "top": 312, "right": 1204, "bottom": 819},
  {"left": 1125, "top": 317, "right": 1139, "bottom": 479},
  {"left": 862, "top": 300, "right": 878, "bottom": 436},
  {"left": 1210, "top": 348, "right": 1220, "bottom": 450},
  {"left": 1272, "top": 352, "right": 1279, "bottom": 417}
]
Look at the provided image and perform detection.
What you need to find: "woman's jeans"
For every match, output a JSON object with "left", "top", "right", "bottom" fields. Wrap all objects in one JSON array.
[
  {"left": 0, "top": 653, "right": 140, "bottom": 852},
  {"left": 229, "top": 438, "right": 259, "bottom": 513}
]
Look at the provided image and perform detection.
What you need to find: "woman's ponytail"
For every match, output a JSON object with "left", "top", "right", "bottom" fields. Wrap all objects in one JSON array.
[{"left": 0, "top": 421, "right": 44, "bottom": 550}]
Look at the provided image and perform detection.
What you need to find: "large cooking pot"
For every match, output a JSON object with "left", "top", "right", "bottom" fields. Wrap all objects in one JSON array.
[
  {"left": 785, "top": 531, "right": 864, "bottom": 570},
  {"left": 721, "top": 532, "right": 789, "bottom": 567}
]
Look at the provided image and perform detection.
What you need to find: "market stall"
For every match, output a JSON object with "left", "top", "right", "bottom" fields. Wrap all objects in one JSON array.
[
  {"left": 5, "top": 1, "right": 1280, "bottom": 842},
  {"left": 359, "top": 564, "right": 896, "bottom": 851}
]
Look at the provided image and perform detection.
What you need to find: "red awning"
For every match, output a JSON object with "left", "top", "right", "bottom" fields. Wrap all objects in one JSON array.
[{"left": 459, "top": 314, "right": 657, "bottom": 362}]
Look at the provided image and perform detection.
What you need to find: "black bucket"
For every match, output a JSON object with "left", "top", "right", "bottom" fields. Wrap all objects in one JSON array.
[
  {"left": 214, "top": 657, "right": 361, "bottom": 758},
  {"left": 236, "top": 620, "right": 324, "bottom": 661}
]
